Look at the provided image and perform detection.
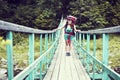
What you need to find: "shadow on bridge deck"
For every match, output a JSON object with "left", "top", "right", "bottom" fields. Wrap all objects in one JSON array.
[{"left": 43, "top": 30, "right": 90, "bottom": 80}]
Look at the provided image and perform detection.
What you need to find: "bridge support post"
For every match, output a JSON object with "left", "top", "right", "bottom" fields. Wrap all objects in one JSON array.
[
  {"left": 51, "top": 32, "right": 55, "bottom": 61},
  {"left": 92, "top": 34, "right": 96, "bottom": 80},
  {"left": 83, "top": 34, "right": 87, "bottom": 66},
  {"left": 52, "top": 32, "right": 56, "bottom": 54},
  {"left": 48, "top": 34, "right": 52, "bottom": 64},
  {"left": 44, "top": 34, "right": 48, "bottom": 71},
  {"left": 6, "top": 31, "right": 14, "bottom": 80},
  {"left": 28, "top": 33, "right": 35, "bottom": 80},
  {"left": 87, "top": 34, "right": 90, "bottom": 73},
  {"left": 102, "top": 33, "right": 110, "bottom": 80},
  {"left": 81, "top": 34, "right": 85, "bottom": 65},
  {"left": 40, "top": 34, "right": 43, "bottom": 80},
  {"left": 51, "top": 33, "right": 54, "bottom": 56},
  {"left": 79, "top": 33, "right": 81, "bottom": 46},
  {"left": 76, "top": 32, "right": 79, "bottom": 40},
  {"left": 79, "top": 33, "right": 82, "bottom": 59}
]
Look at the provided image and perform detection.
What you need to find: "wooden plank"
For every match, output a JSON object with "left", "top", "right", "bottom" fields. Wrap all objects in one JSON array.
[
  {"left": 65, "top": 55, "right": 73, "bottom": 80},
  {"left": 43, "top": 30, "right": 91, "bottom": 80},
  {"left": 43, "top": 47, "right": 59, "bottom": 80},
  {"left": 44, "top": 30, "right": 64, "bottom": 80},
  {"left": 72, "top": 48, "right": 91, "bottom": 80},
  {"left": 50, "top": 35, "right": 63, "bottom": 80},
  {"left": 58, "top": 37, "right": 66, "bottom": 80},
  {"left": 70, "top": 49, "right": 80, "bottom": 80},
  {"left": 0, "top": 20, "right": 63, "bottom": 34},
  {"left": 71, "top": 45, "right": 82, "bottom": 80},
  {"left": 59, "top": 30, "right": 73, "bottom": 80},
  {"left": 6, "top": 31, "right": 14, "bottom": 80},
  {"left": 28, "top": 33, "right": 35, "bottom": 80},
  {"left": 43, "top": 36, "right": 61, "bottom": 80}
]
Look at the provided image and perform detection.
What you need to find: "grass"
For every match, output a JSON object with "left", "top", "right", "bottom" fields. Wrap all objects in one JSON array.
[
  {"left": 0, "top": 34, "right": 120, "bottom": 69},
  {"left": 0, "top": 33, "right": 53, "bottom": 69},
  {"left": 81, "top": 34, "right": 120, "bottom": 68},
  {"left": 109, "top": 34, "right": 120, "bottom": 68}
]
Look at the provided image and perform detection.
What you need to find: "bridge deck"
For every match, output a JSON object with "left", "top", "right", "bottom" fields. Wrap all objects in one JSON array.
[{"left": 43, "top": 31, "right": 90, "bottom": 80}]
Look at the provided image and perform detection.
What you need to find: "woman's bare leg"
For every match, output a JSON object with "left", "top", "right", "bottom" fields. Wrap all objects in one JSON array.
[
  {"left": 68, "top": 40, "right": 71, "bottom": 53},
  {"left": 65, "top": 40, "right": 68, "bottom": 52}
]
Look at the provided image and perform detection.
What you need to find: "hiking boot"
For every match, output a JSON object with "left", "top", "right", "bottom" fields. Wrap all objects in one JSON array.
[{"left": 66, "top": 52, "right": 71, "bottom": 56}]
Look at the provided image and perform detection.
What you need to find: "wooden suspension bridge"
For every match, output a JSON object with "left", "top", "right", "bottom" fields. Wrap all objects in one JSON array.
[{"left": 0, "top": 18, "right": 120, "bottom": 80}]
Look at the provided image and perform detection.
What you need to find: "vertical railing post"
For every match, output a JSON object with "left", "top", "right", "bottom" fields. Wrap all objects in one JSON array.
[
  {"left": 93, "top": 34, "right": 96, "bottom": 80},
  {"left": 28, "top": 33, "right": 34, "bottom": 80},
  {"left": 54, "top": 31, "right": 58, "bottom": 52},
  {"left": 55, "top": 31, "right": 57, "bottom": 39},
  {"left": 81, "top": 33, "right": 84, "bottom": 64},
  {"left": 6, "top": 31, "right": 14, "bottom": 80},
  {"left": 40, "top": 34, "right": 43, "bottom": 80},
  {"left": 51, "top": 33, "right": 54, "bottom": 56},
  {"left": 54, "top": 32, "right": 57, "bottom": 51},
  {"left": 78, "top": 32, "right": 79, "bottom": 41},
  {"left": 50, "top": 33, "right": 53, "bottom": 58},
  {"left": 49, "top": 34, "right": 52, "bottom": 63},
  {"left": 86, "top": 34, "right": 90, "bottom": 73},
  {"left": 49, "top": 33, "right": 52, "bottom": 45},
  {"left": 44, "top": 34, "right": 48, "bottom": 71},
  {"left": 79, "top": 33, "right": 81, "bottom": 45},
  {"left": 76, "top": 32, "right": 78, "bottom": 40},
  {"left": 48, "top": 34, "right": 50, "bottom": 44},
  {"left": 53, "top": 32, "right": 55, "bottom": 53},
  {"left": 82, "top": 34, "right": 86, "bottom": 65},
  {"left": 53, "top": 32, "right": 55, "bottom": 41},
  {"left": 79, "top": 33, "right": 82, "bottom": 59},
  {"left": 82, "top": 34, "right": 85, "bottom": 48},
  {"left": 54, "top": 32, "right": 56, "bottom": 40},
  {"left": 45, "top": 34, "right": 48, "bottom": 50},
  {"left": 48, "top": 33, "right": 51, "bottom": 64},
  {"left": 102, "top": 33, "right": 109, "bottom": 80},
  {"left": 87, "top": 34, "right": 90, "bottom": 54}
]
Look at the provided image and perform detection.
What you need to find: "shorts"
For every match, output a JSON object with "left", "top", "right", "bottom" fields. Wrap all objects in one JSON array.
[{"left": 64, "top": 33, "right": 75, "bottom": 41}]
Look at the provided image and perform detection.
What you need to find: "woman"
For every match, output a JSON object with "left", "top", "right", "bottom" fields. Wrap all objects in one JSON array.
[{"left": 58, "top": 15, "right": 79, "bottom": 55}]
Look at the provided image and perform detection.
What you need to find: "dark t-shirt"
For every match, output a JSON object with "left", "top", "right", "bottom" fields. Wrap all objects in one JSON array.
[{"left": 64, "top": 24, "right": 75, "bottom": 35}]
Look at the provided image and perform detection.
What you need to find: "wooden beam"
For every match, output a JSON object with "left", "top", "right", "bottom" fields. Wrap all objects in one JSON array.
[
  {"left": 6, "top": 31, "right": 14, "bottom": 80},
  {"left": 28, "top": 33, "right": 35, "bottom": 80}
]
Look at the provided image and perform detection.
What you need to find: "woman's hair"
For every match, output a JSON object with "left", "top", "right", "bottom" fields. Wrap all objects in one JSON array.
[{"left": 65, "top": 22, "right": 74, "bottom": 29}]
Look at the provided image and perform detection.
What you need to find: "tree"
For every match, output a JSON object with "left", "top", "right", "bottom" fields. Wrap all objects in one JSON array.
[
  {"left": 0, "top": 0, "right": 120, "bottom": 30},
  {"left": 65, "top": 0, "right": 120, "bottom": 30}
]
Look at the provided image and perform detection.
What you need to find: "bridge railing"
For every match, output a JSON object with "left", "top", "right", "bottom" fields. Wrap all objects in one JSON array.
[
  {"left": 0, "top": 17, "right": 63, "bottom": 80},
  {"left": 74, "top": 26, "right": 120, "bottom": 80}
]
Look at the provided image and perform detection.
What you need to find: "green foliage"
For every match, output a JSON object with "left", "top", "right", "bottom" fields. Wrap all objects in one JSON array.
[
  {"left": 0, "top": 37, "right": 6, "bottom": 55},
  {"left": 109, "top": 34, "right": 120, "bottom": 68},
  {"left": 0, "top": 33, "right": 54, "bottom": 68},
  {"left": 13, "top": 5, "right": 37, "bottom": 28},
  {"left": 0, "top": 35, "right": 47, "bottom": 68},
  {"left": 0, "top": 0, "right": 61, "bottom": 30},
  {"left": 35, "top": 0, "right": 63, "bottom": 29},
  {"left": 89, "top": 34, "right": 120, "bottom": 68},
  {"left": 0, "top": 36, "right": 11, "bottom": 56},
  {"left": 35, "top": 8, "right": 56, "bottom": 29},
  {"left": 66, "top": 0, "right": 120, "bottom": 30},
  {"left": 0, "top": 0, "right": 120, "bottom": 30}
]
